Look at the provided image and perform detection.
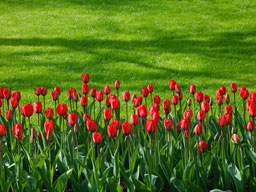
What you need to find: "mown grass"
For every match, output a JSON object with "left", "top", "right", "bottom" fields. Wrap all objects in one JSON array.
[{"left": 0, "top": 0, "right": 255, "bottom": 117}]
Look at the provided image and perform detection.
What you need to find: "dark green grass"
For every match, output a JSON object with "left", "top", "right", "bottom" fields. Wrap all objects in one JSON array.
[{"left": 0, "top": 0, "right": 255, "bottom": 117}]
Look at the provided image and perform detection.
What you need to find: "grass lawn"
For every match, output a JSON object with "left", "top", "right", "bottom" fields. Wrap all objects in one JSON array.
[{"left": 0, "top": 0, "right": 255, "bottom": 115}]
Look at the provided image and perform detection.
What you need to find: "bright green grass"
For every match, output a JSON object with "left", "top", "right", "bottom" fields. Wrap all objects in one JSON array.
[{"left": 0, "top": 0, "right": 255, "bottom": 118}]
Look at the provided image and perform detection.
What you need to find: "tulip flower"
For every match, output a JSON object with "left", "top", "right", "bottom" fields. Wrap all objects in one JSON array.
[
  {"left": 0, "top": 124, "right": 6, "bottom": 137},
  {"left": 204, "top": 95, "right": 210, "bottom": 103},
  {"left": 114, "top": 80, "right": 120, "bottom": 96},
  {"left": 187, "top": 98, "right": 192, "bottom": 107},
  {"left": 46, "top": 108, "right": 54, "bottom": 119},
  {"left": 108, "top": 124, "right": 118, "bottom": 138},
  {"left": 163, "top": 99, "right": 171, "bottom": 117},
  {"left": 189, "top": 84, "right": 196, "bottom": 95},
  {"left": 198, "top": 141, "right": 207, "bottom": 152},
  {"left": 13, "top": 123, "right": 23, "bottom": 154},
  {"left": 122, "top": 122, "right": 132, "bottom": 135},
  {"left": 225, "top": 105, "right": 233, "bottom": 115},
  {"left": 164, "top": 119, "right": 173, "bottom": 131},
  {"left": 112, "top": 119, "right": 120, "bottom": 130},
  {"left": 147, "top": 84, "right": 154, "bottom": 105},
  {"left": 141, "top": 88, "right": 149, "bottom": 107},
  {"left": 232, "top": 134, "right": 240, "bottom": 144},
  {"left": 137, "top": 105, "right": 147, "bottom": 118},
  {"left": 247, "top": 121, "right": 255, "bottom": 146},
  {"left": 180, "top": 118, "right": 189, "bottom": 130},
  {"left": 239, "top": 87, "right": 249, "bottom": 122},
  {"left": 169, "top": 80, "right": 176, "bottom": 94},
  {"left": 111, "top": 98, "right": 120, "bottom": 119},
  {"left": 87, "top": 119, "right": 98, "bottom": 132},
  {"left": 194, "top": 124, "right": 203, "bottom": 135},
  {"left": 197, "top": 110, "right": 206, "bottom": 122},
  {"left": 82, "top": 73, "right": 89, "bottom": 83},
  {"left": 104, "top": 108, "right": 112, "bottom": 121},
  {"left": 6, "top": 109, "right": 12, "bottom": 121},
  {"left": 225, "top": 94, "right": 230, "bottom": 104},
  {"left": 195, "top": 92, "right": 203, "bottom": 111},
  {"left": 103, "top": 86, "right": 111, "bottom": 96},
  {"left": 153, "top": 95, "right": 160, "bottom": 104},
  {"left": 219, "top": 115, "right": 226, "bottom": 127},
  {"left": 149, "top": 106, "right": 157, "bottom": 117},
  {"left": 201, "top": 102, "right": 209, "bottom": 113},
  {"left": 249, "top": 105, "right": 256, "bottom": 117},
  {"left": 183, "top": 109, "right": 193, "bottom": 122},
  {"left": 134, "top": 97, "right": 142, "bottom": 108},
  {"left": 130, "top": 114, "right": 139, "bottom": 125},
  {"left": 68, "top": 113, "right": 78, "bottom": 158},
  {"left": 131, "top": 94, "right": 136, "bottom": 103},
  {"left": 122, "top": 91, "right": 130, "bottom": 121},
  {"left": 80, "top": 96, "right": 88, "bottom": 113},
  {"left": 35, "top": 87, "right": 41, "bottom": 100},
  {"left": 83, "top": 113, "right": 90, "bottom": 124},
  {"left": 153, "top": 103, "right": 160, "bottom": 112},
  {"left": 92, "top": 132, "right": 102, "bottom": 144},
  {"left": 82, "top": 84, "right": 89, "bottom": 95}
]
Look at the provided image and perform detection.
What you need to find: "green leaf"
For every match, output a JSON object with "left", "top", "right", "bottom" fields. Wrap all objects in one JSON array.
[
  {"left": 53, "top": 169, "right": 73, "bottom": 192},
  {"left": 227, "top": 163, "right": 243, "bottom": 192},
  {"left": 131, "top": 176, "right": 151, "bottom": 192}
]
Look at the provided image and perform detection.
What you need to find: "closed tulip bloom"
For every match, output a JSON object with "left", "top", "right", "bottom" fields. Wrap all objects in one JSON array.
[
  {"left": 34, "top": 101, "right": 42, "bottom": 113},
  {"left": 152, "top": 111, "right": 160, "bottom": 122},
  {"left": 219, "top": 115, "right": 226, "bottom": 127},
  {"left": 153, "top": 95, "right": 160, "bottom": 104},
  {"left": 82, "top": 73, "right": 90, "bottom": 83},
  {"left": 172, "top": 95, "right": 178, "bottom": 105},
  {"left": 201, "top": 102, "right": 209, "bottom": 113},
  {"left": 67, "top": 89, "right": 73, "bottom": 100},
  {"left": 194, "top": 124, "right": 203, "bottom": 135},
  {"left": 198, "top": 141, "right": 207, "bottom": 152},
  {"left": 103, "top": 86, "right": 111, "bottom": 95},
  {"left": 41, "top": 87, "right": 47, "bottom": 96},
  {"left": 108, "top": 124, "right": 118, "bottom": 138},
  {"left": 137, "top": 105, "right": 148, "bottom": 117},
  {"left": 149, "top": 106, "right": 157, "bottom": 117},
  {"left": 90, "top": 88, "right": 97, "bottom": 98},
  {"left": 20, "top": 105, "right": 24, "bottom": 116},
  {"left": 35, "top": 87, "right": 41, "bottom": 96},
  {"left": 216, "top": 95, "right": 223, "bottom": 105},
  {"left": 247, "top": 99, "right": 256, "bottom": 111},
  {"left": 163, "top": 99, "right": 171, "bottom": 114},
  {"left": 10, "top": 97, "right": 18, "bottom": 108},
  {"left": 46, "top": 108, "right": 54, "bottom": 119},
  {"left": 68, "top": 113, "right": 77, "bottom": 125},
  {"left": 0, "top": 88, "right": 4, "bottom": 99},
  {"left": 247, "top": 121, "right": 255, "bottom": 131},
  {"left": 83, "top": 113, "right": 90, "bottom": 123},
  {"left": 13, "top": 124, "right": 23, "bottom": 140},
  {"left": 112, "top": 119, "right": 120, "bottom": 130},
  {"left": 80, "top": 96, "right": 88, "bottom": 107},
  {"left": 0, "top": 124, "right": 6, "bottom": 136},
  {"left": 92, "top": 132, "right": 102, "bottom": 144},
  {"left": 183, "top": 109, "right": 193, "bottom": 121},
  {"left": 219, "top": 86, "right": 226, "bottom": 95},
  {"left": 147, "top": 84, "right": 153, "bottom": 93},
  {"left": 146, "top": 120, "right": 157, "bottom": 133},
  {"left": 57, "top": 104, "right": 68, "bottom": 116},
  {"left": 12, "top": 91, "right": 21, "bottom": 101},
  {"left": 106, "top": 97, "right": 111, "bottom": 108},
  {"left": 122, "top": 92, "right": 130, "bottom": 102},
  {"left": 197, "top": 110, "right": 206, "bottom": 122},
  {"left": 44, "top": 120, "right": 54, "bottom": 133},
  {"left": 153, "top": 103, "right": 160, "bottom": 112},
  {"left": 122, "top": 122, "right": 133, "bottom": 135},
  {"left": 131, "top": 94, "right": 136, "bottom": 102},
  {"left": 111, "top": 98, "right": 120, "bottom": 110},
  {"left": 175, "top": 84, "right": 180, "bottom": 93},
  {"left": 189, "top": 84, "right": 196, "bottom": 94},
  {"left": 3, "top": 88, "right": 11, "bottom": 100},
  {"left": 54, "top": 86, "right": 61, "bottom": 96},
  {"left": 239, "top": 87, "right": 249, "bottom": 99},
  {"left": 225, "top": 105, "right": 233, "bottom": 115},
  {"left": 72, "top": 92, "right": 78, "bottom": 102},
  {"left": 187, "top": 98, "right": 192, "bottom": 106},
  {"left": 177, "top": 92, "right": 183, "bottom": 100},
  {"left": 141, "top": 88, "right": 149, "bottom": 97},
  {"left": 164, "top": 119, "right": 173, "bottom": 130},
  {"left": 216, "top": 89, "right": 224, "bottom": 98},
  {"left": 195, "top": 92, "right": 203, "bottom": 103},
  {"left": 108, "top": 94, "right": 117, "bottom": 103},
  {"left": 0, "top": 99, "right": 2, "bottom": 107},
  {"left": 114, "top": 80, "right": 120, "bottom": 89},
  {"left": 104, "top": 108, "right": 112, "bottom": 121},
  {"left": 96, "top": 91, "right": 103, "bottom": 102},
  {"left": 82, "top": 84, "right": 89, "bottom": 95},
  {"left": 51, "top": 90, "right": 58, "bottom": 101},
  {"left": 87, "top": 119, "right": 98, "bottom": 132},
  {"left": 130, "top": 114, "right": 139, "bottom": 125},
  {"left": 249, "top": 105, "right": 256, "bottom": 117},
  {"left": 133, "top": 98, "right": 141, "bottom": 108},
  {"left": 231, "top": 83, "right": 237, "bottom": 93},
  {"left": 169, "top": 80, "right": 176, "bottom": 90},
  {"left": 225, "top": 94, "right": 230, "bottom": 104},
  {"left": 249, "top": 92, "right": 256, "bottom": 100},
  {"left": 24, "top": 104, "right": 33, "bottom": 117},
  {"left": 204, "top": 95, "right": 210, "bottom": 103},
  {"left": 180, "top": 118, "right": 189, "bottom": 130},
  {"left": 232, "top": 134, "right": 240, "bottom": 144}
]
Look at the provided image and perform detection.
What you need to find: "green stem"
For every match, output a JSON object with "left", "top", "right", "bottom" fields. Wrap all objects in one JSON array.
[{"left": 126, "top": 102, "right": 128, "bottom": 122}]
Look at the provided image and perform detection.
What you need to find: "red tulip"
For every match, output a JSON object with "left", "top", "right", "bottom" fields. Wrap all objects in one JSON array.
[
  {"left": 137, "top": 105, "right": 147, "bottom": 117},
  {"left": 96, "top": 91, "right": 103, "bottom": 102},
  {"left": 122, "top": 122, "right": 132, "bottom": 135},
  {"left": 131, "top": 94, "right": 136, "bottom": 102},
  {"left": 185, "top": 130, "right": 189, "bottom": 139},
  {"left": 153, "top": 95, "right": 160, "bottom": 104},
  {"left": 231, "top": 83, "right": 237, "bottom": 93},
  {"left": 122, "top": 92, "right": 130, "bottom": 102},
  {"left": 216, "top": 95, "right": 223, "bottom": 105},
  {"left": 146, "top": 120, "right": 157, "bottom": 133},
  {"left": 153, "top": 103, "right": 160, "bottom": 112},
  {"left": 225, "top": 113, "right": 232, "bottom": 125},
  {"left": 54, "top": 86, "right": 61, "bottom": 96},
  {"left": 44, "top": 120, "right": 54, "bottom": 134},
  {"left": 194, "top": 124, "right": 202, "bottom": 135},
  {"left": 198, "top": 141, "right": 207, "bottom": 152},
  {"left": 172, "top": 95, "right": 178, "bottom": 105},
  {"left": 225, "top": 105, "right": 233, "bottom": 115},
  {"left": 180, "top": 118, "right": 189, "bottom": 130},
  {"left": 147, "top": 84, "right": 153, "bottom": 93},
  {"left": 41, "top": 87, "right": 47, "bottom": 96},
  {"left": 13, "top": 124, "right": 23, "bottom": 140},
  {"left": 175, "top": 84, "right": 180, "bottom": 93},
  {"left": 0, "top": 124, "right": 6, "bottom": 136},
  {"left": 163, "top": 99, "right": 171, "bottom": 114},
  {"left": 24, "top": 104, "right": 33, "bottom": 117},
  {"left": 219, "top": 115, "right": 226, "bottom": 127},
  {"left": 247, "top": 121, "right": 255, "bottom": 131},
  {"left": 90, "top": 88, "right": 97, "bottom": 98},
  {"left": 35, "top": 87, "right": 41, "bottom": 96},
  {"left": 72, "top": 92, "right": 78, "bottom": 102},
  {"left": 0, "top": 88, "right": 4, "bottom": 99},
  {"left": 10, "top": 97, "right": 18, "bottom": 108},
  {"left": 3, "top": 88, "right": 11, "bottom": 100},
  {"left": 249, "top": 105, "right": 256, "bottom": 117},
  {"left": 239, "top": 87, "right": 249, "bottom": 99},
  {"left": 108, "top": 124, "right": 118, "bottom": 137},
  {"left": 164, "top": 119, "right": 173, "bottom": 130},
  {"left": 225, "top": 94, "right": 230, "bottom": 104},
  {"left": 83, "top": 113, "right": 90, "bottom": 123},
  {"left": 152, "top": 111, "right": 160, "bottom": 122},
  {"left": 46, "top": 108, "right": 54, "bottom": 119},
  {"left": 130, "top": 114, "right": 139, "bottom": 125},
  {"left": 219, "top": 86, "right": 226, "bottom": 95},
  {"left": 67, "top": 89, "right": 73, "bottom": 100},
  {"left": 106, "top": 97, "right": 111, "bottom": 107},
  {"left": 232, "top": 134, "right": 240, "bottom": 144},
  {"left": 87, "top": 119, "right": 98, "bottom": 132},
  {"left": 216, "top": 89, "right": 224, "bottom": 98},
  {"left": 57, "top": 104, "right": 68, "bottom": 116},
  {"left": 189, "top": 84, "right": 196, "bottom": 94},
  {"left": 111, "top": 98, "right": 120, "bottom": 110},
  {"left": 12, "top": 91, "right": 21, "bottom": 101},
  {"left": 203, "top": 95, "right": 210, "bottom": 103},
  {"left": 141, "top": 88, "right": 149, "bottom": 97},
  {"left": 51, "top": 90, "right": 58, "bottom": 101},
  {"left": 187, "top": 98, "right": 192, "bottom": 106},
  {"left": 201, "top": 102, "right": 209, "bottom": 113},
  {"left": 149, "top": 106, "right": 157, "bottom": 117},
  {"left": 68, "top": 113, "right": 77, "bottom": 125},
  {"left": 103, "top": 86, "right": 111, "bottom": 95},
  {"left": 177, "top": 92, "right": 183, "bottom": 101},
  {"left": 169, "top": 80, "right": 176, "bottom": 90},
  {"left": 92, "top": 132, "right": 102, "bottom": 144},
  {"left": 197, "top": 110, "right": 205, "bottom": 122},
  {"left": 108, "top": 94, "right": 117, "bottom": 103},
  {"left": 114, "top": 80, "right": 120, "bottom": 89},
  {"left": 194, "top": 92, "right": 203, "bottom": 103},
  {"left": 104, "top": 108, "right": 112, "bottom": 121},
  {"left": 82, "top": 84, "right": 89, "bottom": 95},
  {"left": 80, "top": 96, "right": 88, "bottom": 107},
  {"left": 82, "top": 73, "right": 89, "bottom": 83},
  {"left": 0, "top": 99, "right": 2, "bottom": 107},
  {"left": 34, "top": 101, "right": 42, "bottom": 113},
  {"left": 134, "top": 97, "right": 141, "bottom": 108},
  {"left": 183, "top": 109, "right": 193, "bottom": 121},
  {"left": 112, "top": 119, "right": 120, "bottom": 130}
]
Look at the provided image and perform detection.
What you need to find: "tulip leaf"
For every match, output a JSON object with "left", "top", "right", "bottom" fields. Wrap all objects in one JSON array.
[
  {"left": 131, "top": 176, "right": 151, "bottom": 192},
  {"left": 227, "top": 163, "right": 243, "bottom": 192},
  {"left": 53, "top": 168, "right": 73, "bottom": 192}
]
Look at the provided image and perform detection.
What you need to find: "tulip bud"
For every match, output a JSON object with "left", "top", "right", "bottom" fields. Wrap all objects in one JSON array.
[
  {"left": 247, "top": 121, "right": 255, "bottom": 131},
  {"left": 189, "top": 84, "right": 196, "bottom": 94},
  {"left": 90, "top": 88, "right": 97, "bottom": 98},
  {"left": 0, "top": 124, "right": 6, "bottom": 137},
  {"left": 198, "top": 141, "right": 207, "bottom": 152},
  {"left": 35, "top": 87, "right": 41, "bottom": 96},
  {"left": 3, "top": 88, "right": 11, "bottom": 100},
  {"left": 6, "top": 110, "right": 12, "bottom": 120},
  {"left": 225, "top": 94, "right": 230, "bottom": 104},
  {"left": 197, "top": 110, "right": 206, "bottom": 122},
  {"left": 204, "top": 95, "right": 210, "bottom": 103},
  {"left": 141, "top": 88, "right": 149, "bottom": 97},
  {"left": 122, "top": 122, "right": 133, "bottom": 135},
  {"left": 104, "top": 108, "right": 112, "bottom": 121},
  {"left": 169, "top": 80, "right": 176, "bottom": 90},
  {"left": 231, "top": 83, "right": 237, "bottom": 93},
  {"left": 131, "top": 94, "right": 136, "bottom": 102},
  {"left": 172, "top": 95, "right": 178, "bottom": 105},
  {"left": 180, "top": 118, "right": 189, "bottom": 130},
  {"left": 83, "top": 113, "right": 90, "bottom": 123},
  {"left": 103, "top": 86, "right": 111, "bottom": 95},
  {"left": 96, "top": 91, "right": 103, "bottom": 102},
  {"left": 114, "top": 80, "right": 120, "bottom": 89},
  {"left": 46, "top": 108, "right": 54, "bottom": 119},
  {"left": 147, "top": 84, "right": 153, "bottom": 93},
  {"left": 41, "top": 87, "right": 47, "bottom": 96},
  {"left": 82, "top": 73, "right": 89, "bottom": 83},
  {"left": 122, "top": 92, "right": 130, "bottom": 102},
  {"left": 80, "top": 96, "right": 88, "bottom": 107},
  {"left": 92, "top": 132, "right": 102, "bottom": 144},
  {"left": 153, "top": 95, "right": 160, "bottom": 104},
  {"left": 232, "top": 134, "right": 240, "bottom": 144},
  {"left": 187, "top": 98, "right": 192, "bottom": 106},
  {"left": 183, "top": 109, "right": 193, "bottom": 121},
  {"left": 194, "top": 124, "right": 203, "bottom": 135},
  {"left": 10, "top": 97, "right": 18, "bottom": 108},
  {"left": 164, "top": 119, "right": 173, "bottom": 130}
]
